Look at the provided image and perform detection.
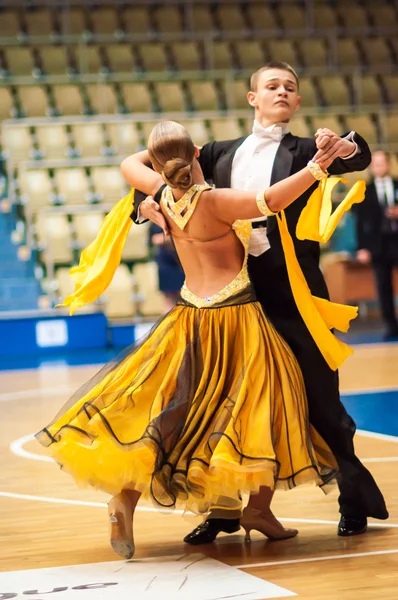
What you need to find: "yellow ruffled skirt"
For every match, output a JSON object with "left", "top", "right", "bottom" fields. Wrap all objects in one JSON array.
[{"left": 36, "top": 287, "right": 337, "bottom": 515}]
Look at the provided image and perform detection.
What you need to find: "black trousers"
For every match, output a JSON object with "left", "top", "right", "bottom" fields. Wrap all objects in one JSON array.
[
  {"left": 248, "top": 250, "right": 388, "bottom": 519},
  {"left": 372, "top": 234, "right": 398, "bottom": 332}
]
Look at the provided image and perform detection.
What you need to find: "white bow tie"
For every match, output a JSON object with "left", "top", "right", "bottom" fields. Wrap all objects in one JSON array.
[{"left": 252, "top": 121, "right": 288, "bottom": 142}]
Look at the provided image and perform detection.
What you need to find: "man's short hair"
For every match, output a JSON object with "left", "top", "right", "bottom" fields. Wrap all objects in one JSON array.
[{"left": 250, "top": 62, "right": 300, "bottom": 92}]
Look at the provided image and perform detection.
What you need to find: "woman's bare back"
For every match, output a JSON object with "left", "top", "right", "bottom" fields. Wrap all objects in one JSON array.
[{"left": 161, "top": 188, "right": 247, "bottom": 300}]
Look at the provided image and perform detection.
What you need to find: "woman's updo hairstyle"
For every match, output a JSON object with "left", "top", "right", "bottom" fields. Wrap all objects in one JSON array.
[{"left": 148, "top": 121, "right": 195, "bottom": 190}]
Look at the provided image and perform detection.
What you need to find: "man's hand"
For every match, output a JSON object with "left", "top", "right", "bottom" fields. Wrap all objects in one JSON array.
[
  {"left": 357, "top": 249, "right": 371, "bottom": 264},
  {"left": 386, "top": 206, "right": 398, "bottom": 220},
  {"left": 140, "top": 196, "right": 169, "bottom": 236},
  {"left": 313, "top": 128, "right": 356, "bottom": 163}
]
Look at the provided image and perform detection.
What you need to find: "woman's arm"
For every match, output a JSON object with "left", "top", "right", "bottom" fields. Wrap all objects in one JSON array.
[
  {"left": 121, "top": 151, "right": 164, "bottom": 198},
  {"left": 209, "top": 162, "right": 328, "bottom": 224}
]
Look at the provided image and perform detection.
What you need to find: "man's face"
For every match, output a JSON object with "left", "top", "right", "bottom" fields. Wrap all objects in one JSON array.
[
  {"left": 371, "top": 152, "right": 390, "bottom": 178},
  {"left": 248, "top": 68, "right": 301, "bottom": 123}
]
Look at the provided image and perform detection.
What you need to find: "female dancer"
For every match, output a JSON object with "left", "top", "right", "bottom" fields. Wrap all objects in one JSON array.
[{"left": 37, "top": 121, "right": 342, "bottom": 560}]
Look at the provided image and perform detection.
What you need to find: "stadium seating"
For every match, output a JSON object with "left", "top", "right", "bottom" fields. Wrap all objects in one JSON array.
[{"left": 1, "top": 0, "right": 397, "bottom": 317}]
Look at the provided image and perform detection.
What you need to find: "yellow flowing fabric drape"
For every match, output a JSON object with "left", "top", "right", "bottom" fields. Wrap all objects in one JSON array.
[
  {"left": 275, "top": 177, "right": 366, "bottom": 371},
  {"left": 58, "top": 189, "right": 135, "bottom": 315}
]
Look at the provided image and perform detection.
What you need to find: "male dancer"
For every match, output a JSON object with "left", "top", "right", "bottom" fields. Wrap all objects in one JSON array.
[{"left": 125, "top": 62, "right": 388, "bottom": 542}]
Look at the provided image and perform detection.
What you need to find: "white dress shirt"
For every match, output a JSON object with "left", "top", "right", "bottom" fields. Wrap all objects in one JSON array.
[
  {"left": 231, "top": 121, "right": 290, "bottom": 256},
  {"left": 231, "top": 122, "right": 359, "bottom": 257},
  {"left": 375, "top": 176, "right": 395, "bottom": 207}
]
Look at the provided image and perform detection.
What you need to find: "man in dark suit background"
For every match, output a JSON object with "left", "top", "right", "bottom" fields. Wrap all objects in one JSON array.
[
  {"left": 124, "top": 61, "right": 388, "bottom": 542},
  {"left": 356, "top": 151, "right": 398, "bottom": 340}
]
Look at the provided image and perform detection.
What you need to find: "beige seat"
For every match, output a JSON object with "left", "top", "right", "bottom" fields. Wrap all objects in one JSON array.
[
  {"left": 25, "top": 9, "right": 54, "bottom": 35},
  {"left": 36, "top": 124, "right": 70, "bottom": 160},
  {"left": 2, "top": 126, "right": 33, "bottom": 163},
  {"left": 155, "top": 82, "right": 186, "bottom": 112},
  {"left": 107, "top": 122, "right": 142, "bottom": 155},
  {"left": 389, "top": 153, "right": 398, "bottom": 178},
  {"left": 76, "top": 45, "right": 103, "bottom": 75},
  {"left": 363, "top": 38, "right": 392, "bottom": 68},
  {"left": 336, "top": 4, "right": 368, "bottom": 29},
  {"left": 122, "top": 222, "right": 150, "bottom": 261},
  {"left": 56, "top": 267, "right": 75, "bottom": 301},
  {"left": 91, "top": 167, "right": 127, "bottom": 203},
  {"left": 134, "top": 261, "right": 164, "bottom": 316},
  {"left": 190, "top": 81, "right": 219, "bottom": 111},
  {"left": 121, "top": 83, "right": 153, "bottom": 114},
  {"left": 225, "top": 80, "right": 249, "bottom": 110},
  {"left": 382, "top": 114, "right": 398, "bottom": 143},
  {"left": 300, "top": 40, "right": 328, "bottom": 69},
  {"left": 358, "top": 76, "right": 383, "bottom": 106},
  {"left": 5, "top": 48, "right": 35, "bottom": 76},
  {"left": 366, "top": 3, "right": 397, "bottom": 27},
  {"left": 247, "top": 4, "right": 278, "bottom": 30},
  {"left": 106, "top": 44, "right": 135, "bottom": 73},
  {"left": 318, "top": 76, "right": 351, "bottom": 108},
  {"left": 267, "top": 40, "right": 297, "bottom": 66},
  {"left": 383, "top": 75, "right": 398, "bottom": 105},
  {"left": 18, "top": 86, "right": 49, "bottom": 117},
  {"left": 140, "top": 121, "right": 160, "bottom": 143},
  {"left": 40, "top": 46, "right": 71, "bottom": 75},
  {"left": 73, "top": 212, "right": 104, "bottom": 248},
  {"left": 53, "top": 85, "right": 84, "bottom": 115},
  {"left": 0, "top": 88, "right": 14, "bottom": 121},
  {"left": 103, "top": 264, "right": 136, "bottom": 318},
  {"left": 139, "top": 43, "right": 168, "bottom": 72},
  {"left": 71, "top": 123, "right": 106, "bottom": 158},
  {"left": 336, "top": 39, "right": 361, "bottom": 70},
  {"left": 278, "top": 4, "right": 306, "bottom": 30},
  {"left": 206, "top": 41, "right": 234, "bottom": 70},
  {"left": 55, "top": 168, "right": 90, "bottom": 204},
  {"left": 210, "top": 118, "right": 242, "bottom": 141},
  {"left": 86, "top": 84, "right": 118, "bottom": 114},
  {"left": 0, "top": 10, "right": 21, "bottom": 36},
  {"left": 217, "top": 4, "right": 245, "bottom": 31},
  {"left": 192, "top": 5, "right": 215, "bottom": 31},
  {"left": 91, "top": 7, "right": 119, "bottom": 35},
  {"left": 153, "top": 6, "right": 183, "bottom": 33},
  {"left": 312, "top": 115, "right": 344, "bottom": 137},
  {"left": 59, "top": 7, "right": 87, "bottom": 35},
  {"left": 344, "top": 115, "right": 378, "bottom": 145},
  {"left": 37, "top": 214, "right": 73, "bottom": 265},
  {"left": 178, "top": 119, "right": 209, "bottom": 147},
  {"left": 121, "top": 6, "right": 151, "bottom": 34},
  {"left": 289, "top": 117, "right": 311, "bottom": 138},
  {"left": 236, "top": 41, "right": 265, "bottom": 70},
  {"left": 171, "top": 42, "right": 201, "bottom": 71},
  {"left": 19, "top": 170, "right": 54, "bottom": 213},
  {"left": 298, "top": 77, "right": 319, "bottom": 108},
  {"left": 313, "top": 3, "right": 338, "bottom": 28}
]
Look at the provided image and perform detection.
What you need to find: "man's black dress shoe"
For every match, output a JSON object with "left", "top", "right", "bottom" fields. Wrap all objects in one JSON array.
[
  {"left": 184, "top": 518, "right": 241, "bottom": 545},
  {"left": 338, "top": 515, "right": 367, "bottom": 537}
]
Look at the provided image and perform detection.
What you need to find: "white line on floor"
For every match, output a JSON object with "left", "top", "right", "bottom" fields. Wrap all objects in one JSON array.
[
  {"left": 357, "top": 429, "right": 398, "bottom": 442},
  {"left": 235, "top": 548, "right": 398, "bottom": 569},
  {"left": 0, "top": 385, "right": 76, "bottom": 402},
  {"left": 0, "top": 491, "right": 396, "bottom": 528}
]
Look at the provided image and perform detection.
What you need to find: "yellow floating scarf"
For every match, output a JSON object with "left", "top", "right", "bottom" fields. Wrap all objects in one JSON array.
[
  {"left": 275, "top": 177, "right": 366, "bottom": 371},
  {"left": 58, "top": 189, "right": 134, "bottom": 315}
]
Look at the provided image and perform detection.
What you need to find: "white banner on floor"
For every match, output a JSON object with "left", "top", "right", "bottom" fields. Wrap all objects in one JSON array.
[{"left": 0, "top": 553, "right": 296, "bottom": 599}]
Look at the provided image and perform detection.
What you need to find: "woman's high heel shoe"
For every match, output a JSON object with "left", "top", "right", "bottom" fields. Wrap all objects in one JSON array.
[
  {"left": 108, "top": 492, "right": 135, "bottom": 559},
  {"left": 241, "top": 506, "right": 298, "bottom": 542}
]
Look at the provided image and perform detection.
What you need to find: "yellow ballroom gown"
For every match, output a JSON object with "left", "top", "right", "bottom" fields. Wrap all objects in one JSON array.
[{"left": 36, "top": 180, "right": 365, "bottom": 515}]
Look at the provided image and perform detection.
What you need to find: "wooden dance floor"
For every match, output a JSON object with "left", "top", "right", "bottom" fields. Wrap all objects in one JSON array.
[{"left": 1, "top": 342, "right": 397, "bottom": 599}]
